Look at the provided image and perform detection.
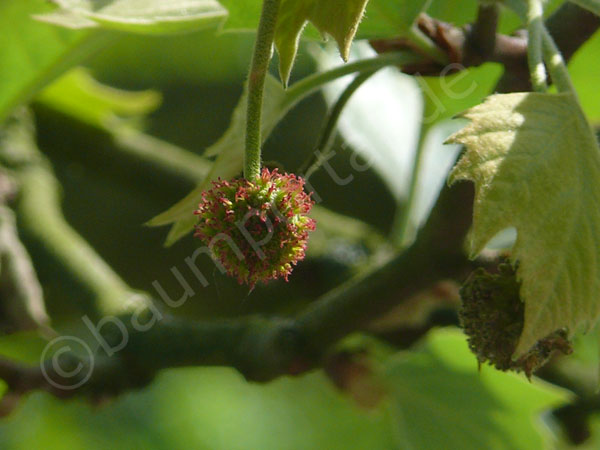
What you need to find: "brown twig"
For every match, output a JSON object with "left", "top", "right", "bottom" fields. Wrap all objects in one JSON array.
[{"left": 370, "top": 12, "right": 527, "bottom": 76}]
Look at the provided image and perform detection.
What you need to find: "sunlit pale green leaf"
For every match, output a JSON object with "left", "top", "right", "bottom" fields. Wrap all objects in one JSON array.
[
  {"left": 447, "top": 92, "right": 600, "bottom": 356},
  {"left": 36, "top": 0, "right": 227, "bottom": 34},
  {"left": 385, "top": 329, "right": 568, "bottom": 449}
]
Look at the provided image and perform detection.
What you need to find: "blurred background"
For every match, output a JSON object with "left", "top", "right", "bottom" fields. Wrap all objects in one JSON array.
[{"left": 2, "top": 0, "right": 600, "bottom": 448}]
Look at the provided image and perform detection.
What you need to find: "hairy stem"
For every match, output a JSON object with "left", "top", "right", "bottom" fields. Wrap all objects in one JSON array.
[{"left": 244, "top": 0, "right": 281, "bottom": 179}]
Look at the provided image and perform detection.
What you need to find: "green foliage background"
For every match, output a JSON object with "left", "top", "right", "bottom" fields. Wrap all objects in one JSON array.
[{"left": 1, "top": 0, "right": 600, "bottom": 448}]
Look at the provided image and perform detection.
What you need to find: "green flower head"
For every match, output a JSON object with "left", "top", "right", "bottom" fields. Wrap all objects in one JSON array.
[{"left": 459, "top": 264, "right": 572, "bottom": 377}]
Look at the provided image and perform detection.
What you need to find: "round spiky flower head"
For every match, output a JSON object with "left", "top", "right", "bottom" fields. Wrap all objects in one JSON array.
[
  {"left": 194, "top": 168, "right": 316, "bottom": 288},
  {"left": 459, "top": 263, "right": 572, "bottom": 378}
]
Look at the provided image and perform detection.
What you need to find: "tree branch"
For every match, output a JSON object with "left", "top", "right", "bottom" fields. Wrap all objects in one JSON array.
[
  {"left": 372, "top": 2, "right": 599, "bottom": 86},
  {"left": 370, "top": 12, "right": 527, "bottom": 75},
  {"left": 467, "top": 2, "right": 500, "bottom": 62},
  {"left": 0, "top": 107, "right": 474, "bottom": 403}
]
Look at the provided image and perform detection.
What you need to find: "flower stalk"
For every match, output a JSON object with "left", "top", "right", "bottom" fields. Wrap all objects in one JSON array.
[{"left": 245, "top": 0, "right": 281, "bottom": 180}]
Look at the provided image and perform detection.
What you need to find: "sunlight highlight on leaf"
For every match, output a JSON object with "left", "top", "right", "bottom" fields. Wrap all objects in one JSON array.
[{"left": 36, "top": 0, "right": 227, "bottom": 34}]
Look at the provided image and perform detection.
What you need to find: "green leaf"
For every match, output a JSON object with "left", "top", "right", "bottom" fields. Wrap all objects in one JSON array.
[
  {"left": 0, "top": 331, "right": 49, "bottom": 365},
  {"left": 447, "top": 92, "right": 600, "bottom": 356},
  {"left": 424, "top": 0, "right": 478, "bottom": 25},
  {"left": 219, "top": 0, "right": 428, "bottom": 83},
  {"left": 356, "top": 0, "right": 428, "bottom": 38},
  {"left": 568, "top": 32, "right": 600, "bottom": 122},
  {"left": 36, "top": 68, "right": 161, "bottom": 130},
  {"left": 147, "top": 74, "right": 290, "bottom": 246},
  {"left": 220, "top": 0, "right": 425, "bottom": 39},
  {"left": 274, "top": 0, "right": 370, "bottom": 84},
  {"left": 0, "top": 0, "right": 113, "bottom": 124},
  {"left": 218, "top": 1, "right": 262, "bottom": 31},
  {"left": 36, "top": 0, "right": 227, "bottom": 34},
  {"left": 0, "top": 367, "right": 396, "bottom": 449},
  {"left": 385, "top": 329, "right": 568, "bottom": 449}
]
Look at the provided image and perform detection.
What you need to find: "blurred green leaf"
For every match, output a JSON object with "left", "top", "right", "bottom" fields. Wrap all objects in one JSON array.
[
  {"left": 569, "top": 32, "right": 600, "bottom": 123},
  {"left": 36, "top": 68, "right": 161, "bottom": 130},
  {"left": 0, "top": 333, "right": 569, "bottom": 450},
  {"left": 0, "top": 0, "right": 113, "bottom": 124},
  {"left": 357, "top": 0, "right": 428, "bottom": 38},
  {"left": 0, "top": 368, "right": 395, "bottom": 450},
  {"left": 424, "top": 0, "right": 478, "bottom": 25},
  {"left": 218, "top": 1, "right": 262, "bottom": 31},
  {"left": 87, "top": 30, "right": 254, "bottom": 86},
  {"left": 419, "top": 64, "right": 503, "bottom": 124},
  {"left": 0, "top": 331, "right": 49, "bottom": 365},
  {"left": 36, "top": 0, "right": 227, "bottom": 34},
  {"left": 385, "top": 329, "right": 568, "bottom": 449}
]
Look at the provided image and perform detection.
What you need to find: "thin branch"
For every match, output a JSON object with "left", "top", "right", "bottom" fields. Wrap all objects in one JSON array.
[
  {"left": 0, "top": 205, "right": 50, "bottom": 332},
  {"left": 527, "top": 0, "right": 548, "bottom": 91},
  {"left": 469, "top": 2, "right": 500, "bottom": 59},
  {"left": 2, "top": 111, "right": 150, "bottom": 319},
  {"left": 0, "top": 180, "right": 474, "bottom": 402},
  {"left": 542, "top": 27, "right": 578, "bottom": 94},
  {"left": 497, "top": 2, "right": 600, "bottom": 92}
]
